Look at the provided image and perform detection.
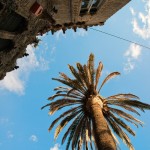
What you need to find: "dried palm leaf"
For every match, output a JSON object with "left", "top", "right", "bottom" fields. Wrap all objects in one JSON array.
[
  {"left": 77, "top": 63, "right": 90, "bottom": 88},
  {"left": 106, "top": 93, "right": 140, "bottom": 100},
  {"left": 109, "top": 112, "right": 136, "bottom": 136},
  {"left": 99, "top": 72, "right": 120, "bottom": 92},
  {"left": 95, "top": 62, "right": 103, "bottom": 89},
  {"left": 48, "top": 106, "right": 81, "bottom": 131}
]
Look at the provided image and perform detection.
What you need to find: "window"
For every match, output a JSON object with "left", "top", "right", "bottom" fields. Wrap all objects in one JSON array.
[
  {"left": 0, "top": 38, "right": 14, "bottom": 51},
  {"left": 80, "top": 0, "right": 103, "bottom": 16},
  {"left": 0, "top": 2, "right": 3, "bottom": 11}
]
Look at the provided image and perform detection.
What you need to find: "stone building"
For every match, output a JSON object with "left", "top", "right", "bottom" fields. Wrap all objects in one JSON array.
[{"left": 0, "top": 0, "right": 130, "bottom": 80}]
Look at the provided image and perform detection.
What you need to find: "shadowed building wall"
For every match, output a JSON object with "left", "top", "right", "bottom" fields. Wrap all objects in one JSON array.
[{"left": 0, "top": 0, "right": 130, "bottom": 80}]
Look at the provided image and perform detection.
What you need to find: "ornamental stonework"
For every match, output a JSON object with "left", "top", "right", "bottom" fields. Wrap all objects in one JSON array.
[{"left": 0, "top": 0, "right": 130, "bottom": 80}]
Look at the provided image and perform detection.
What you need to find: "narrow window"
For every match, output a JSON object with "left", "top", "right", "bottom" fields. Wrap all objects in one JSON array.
[
  {"left": 0, "top": 38, "right": 14, "bottom": 51},
  {"left": 0, "top": 2, "right": 3, "bottom": 11},
  {"left": 80, "top": 0, "right": 103, "bottom": 16}
]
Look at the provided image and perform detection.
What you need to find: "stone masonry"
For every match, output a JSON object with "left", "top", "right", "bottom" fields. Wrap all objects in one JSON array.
[{"left": 0, "top": 0, "right": 130, "bottom": 80}]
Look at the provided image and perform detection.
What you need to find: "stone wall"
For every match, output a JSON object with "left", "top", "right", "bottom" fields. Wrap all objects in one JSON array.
[{"left": 0, "top": 0, "right": 130, "bottom": 80}]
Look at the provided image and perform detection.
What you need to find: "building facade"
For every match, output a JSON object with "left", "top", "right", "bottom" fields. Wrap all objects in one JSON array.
[{"left": 0, "top": 0, "right": 130, "bottom": 80}]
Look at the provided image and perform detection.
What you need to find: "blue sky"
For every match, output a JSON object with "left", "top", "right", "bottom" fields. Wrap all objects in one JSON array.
[{"left": 0, "top": 0, "right": 150, "bottom": 150}]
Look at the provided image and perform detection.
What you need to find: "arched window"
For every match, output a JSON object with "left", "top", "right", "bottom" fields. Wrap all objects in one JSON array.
[{"left": 80, "top": 0, "right": 103, "bottom": 16}]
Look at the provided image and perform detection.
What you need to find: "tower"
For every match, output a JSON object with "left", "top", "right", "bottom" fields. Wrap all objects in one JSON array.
[{"left": 0, "top": 0, "right": 130, "bottom": 80}]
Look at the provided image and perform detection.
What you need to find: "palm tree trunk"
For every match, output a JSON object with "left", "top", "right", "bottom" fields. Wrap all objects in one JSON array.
[{"left": 89, "top": 96, "right": 117, "bottom": 150}]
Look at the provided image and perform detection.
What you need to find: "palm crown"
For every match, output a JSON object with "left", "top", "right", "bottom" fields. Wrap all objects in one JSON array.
[{"left": 42, "top": 53, "right": 150, "bottom": 150}]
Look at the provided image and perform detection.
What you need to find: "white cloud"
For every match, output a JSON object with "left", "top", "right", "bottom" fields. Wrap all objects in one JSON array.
[
  {"left": 50, "top": 46, "right": 56, "bottom": 55},
  {"left": 125, "top": 1, "right": 150, "bottom": 73},
  {"left": 124, "top": 43, "right": 141, "bottom": 59},
  {"left": 0, "top": 45, "right": 38, "bottom": 95},
  {"left": 72, "top": 28, "right": 88, "bottom": 38},
  {"left": 130, "top": 7, "right": 136, "bottom": 16},
  {"left": 55, "top": 30, "right": 66, "bottom": 40},
  {"left": 76, "top": 28, "right": 88, "bottom": 37},
  {"left": 0, "top": 44, "right": 49, "bottom": 95},
  {"left": 29, "top": 135, "right": 38, "bottom": 142},
  {"left": 131, "top": 1, "right": 150, "bottom": 39},
  {"left": 55, "top": 28, "right": 87, "bottom": 39},
  {"left": 124, "top": 44, "right": 142, "bottom": 73},
  {"left": 50, "top": 144, "right": 60, "bottom": 150},
  {"left": 0, "top": 70, "right": 25, "bottom": 95},
  {"left": 124, "top": 58, "right": 135, "bottom": 73},
  {"left": 7, "top": 131, "right": 14, "bottom": 139}
]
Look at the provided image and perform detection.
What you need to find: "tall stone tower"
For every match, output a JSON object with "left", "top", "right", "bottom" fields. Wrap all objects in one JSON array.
[{"left": 0, "top": 0, "right": 130, "bottom": 80}]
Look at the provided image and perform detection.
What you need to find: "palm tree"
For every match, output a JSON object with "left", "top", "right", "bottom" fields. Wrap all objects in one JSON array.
[{"left": 42, "top": 53, "right": 150, "bottom": 150}]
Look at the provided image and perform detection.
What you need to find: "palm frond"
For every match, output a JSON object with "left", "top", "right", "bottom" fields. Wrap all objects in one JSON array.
[
  {"left": 54, "top": 88, "right": 83, "bottom": 98},
  {"left": 106, "top": 116, "right": 135, "bottom": 150},
  {"left": 77, "top": 136, "right": 83, "bottom": 150},
  {"left": 54, "top": 86, "right": 71, "bottom": 92},
  {"left": 48, "top": 106, "right": 81, "bottom": 132},
  {"left": 88, "top": 53, "right": 95, "bottom": 89},
  {"left": 48, "top": 93, "right": 81, "bottom": 101},
  {"left": 109, "top": 112, "right": 136, "bottom": 136},
  {"left": 61, "top": 113, "right": 83, "bottom": 144},
  {"left": 43, "top": 53, "right": 150, "bottom": 150},
  {"left": 99, "top": 72, "right": 120, "bottom": 92},
  {"left": 68, "top": 65, "right": 87, "bottom": 91},
  {"left": 81, "top": 119, "right": 87, "bottom": 150},
  {"left": 109, "top": 107, "right": 143, "bottom": 127},
  {"left": 106, "top": 93, "right": 140, "bottom": 100},
  {"left": 85, "top": 119, "right": 91, "bottom": 150},
  {"left": 41, "top": 103, "right": 51, "bottom": 110},
  {"left": 68, "top": 90, "right": 84, "bottom": 98},
  {"left": 49, "top": 101, "right": 79, "bottom": 115},
  {"left": 77, "top": 63, "right": 90, "bottom": 89},
  {"left": 52, "top": 78, "right": 84, "bottom": 94},
  {"left": 54, "top": 110, "right": 81, "bottom": 139},
  {"left": 84, "top": 65, "right": 92, "bottom": 88},
  {"left": 108, "top": 103, "right": 140, "bottom": 116},
  {"left": 95, "top": 62, "right": 103, "bottom": 90},
  {"left": 58, "top": 72, "right": 84, "bottom": 92},
  {"left": 50, "top": 99, "right": 81, "bottom": 107},
  {"left": 108, "top": 125, "right": 119, "bottom": 146},
  {"left": 108, "top": 100, "right": 150, "bottom": 111},
  {"left": 86, "top": 118, "right": 94, "bottom": 150},
  {"left": 44, "top": 98, "right": 80, "bottom": 112},
  {"left": 66, "top": 88, "right": 82, "bottom": 97},
  {"left": 72, "top": 117, "right": 86, "bottom": 149},
  {"left": 59, "top": 72, "right": 71, "bottom": 81},
  {"left": 66, "top": 113, "right": 83, "bottom": 150}
]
